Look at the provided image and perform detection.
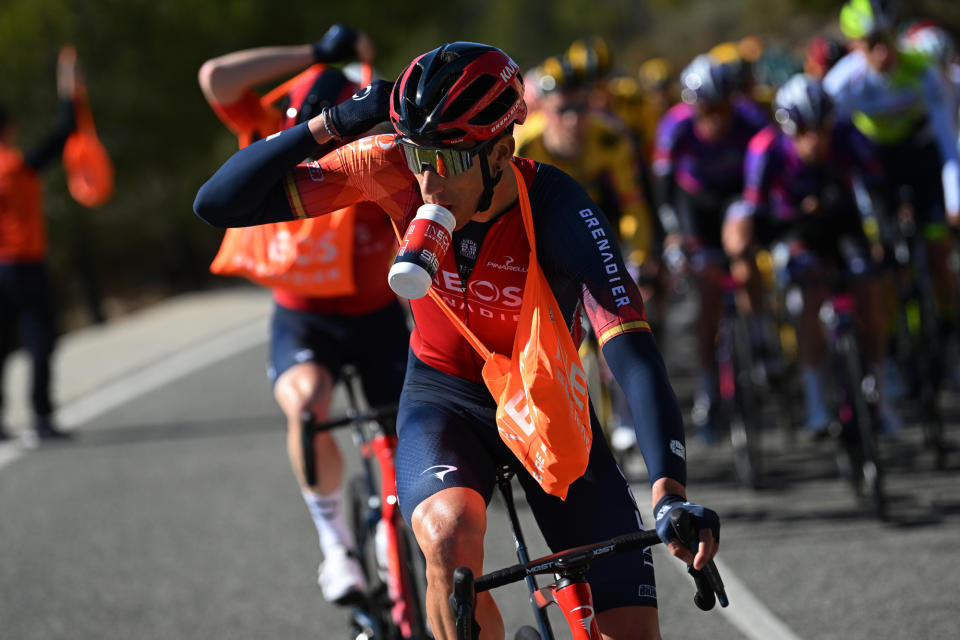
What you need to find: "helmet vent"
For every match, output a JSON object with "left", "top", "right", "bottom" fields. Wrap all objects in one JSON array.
[
  {"left": 442, "top": 73, "right": 497, "bottom": 123},
  {"left": 469, "top": 85, "right": 518, "bottom": 126}
]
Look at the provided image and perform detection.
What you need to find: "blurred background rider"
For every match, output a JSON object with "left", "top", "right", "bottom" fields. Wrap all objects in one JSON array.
[{"left": 198, "top": 24, "right": 408, "bottom": 606}]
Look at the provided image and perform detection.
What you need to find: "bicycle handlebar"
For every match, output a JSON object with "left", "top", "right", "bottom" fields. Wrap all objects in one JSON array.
[
  {"left": 450, "top": 511, "right": 728, "bottom": 638},
  {"left": 300, "top": 405, "right": 399, "bottom": 486}
]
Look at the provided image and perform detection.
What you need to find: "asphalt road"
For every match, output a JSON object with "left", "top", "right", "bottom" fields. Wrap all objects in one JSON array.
[{"left": 1, "top": 289, "right": 958, "bottom": 640}]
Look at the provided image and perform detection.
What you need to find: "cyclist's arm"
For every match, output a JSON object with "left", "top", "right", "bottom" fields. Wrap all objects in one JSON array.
[
  {"left": 23, "top": 98, "right": 75, "bottom": 172},
  {"left": 534, "top": 167, "right": 687, "bottom": 489},
  {"left": 198, "top": 45, "right": 315, "bottom": 106},
  {"left": 194, "top": 122, "right": 343, "bottom": 227},
  {"left": 922, "top": 68, "right": 960, "bottom": 217},
  {"left": 651, "top": 107, "right": 687, "bottom": 237}
]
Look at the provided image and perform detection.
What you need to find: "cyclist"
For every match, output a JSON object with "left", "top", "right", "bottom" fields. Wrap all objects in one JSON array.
[
  {"left": 197, "top": 25, "right": 409, "bottom": 605},
  {"left": 0, "top": 48, "right": 77, "bottom": 444},
  {"left": 805, "top": 35, "right": 848, "bottom": 80},
  {"left": 721, "top": 73, "right": 897, "bottom": 435},
  {"left": 825, "top": 0, "right": 960, "bottom": 374},
  {"left": 195, "top": 42, "right": 720, "bottom": 640},
  {"left": 653, "top": 54, "right": 768, "bottom": 442}
]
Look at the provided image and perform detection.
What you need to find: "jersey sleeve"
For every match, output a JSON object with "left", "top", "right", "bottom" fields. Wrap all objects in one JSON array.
[
  {"left": 532, "top": 163, "right": 686, "bottom": 486},
  {"left": 741, "top": 126, "right": 777, "bottom": 218},
  {"left": 652, "top": 104, "right": 690, "bottom": 178},
  {"left": 285, "top": 134, "right": 420, "bottom": 224}
]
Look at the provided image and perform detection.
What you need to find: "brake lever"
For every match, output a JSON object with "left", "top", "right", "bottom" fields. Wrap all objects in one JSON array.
[{"left": 669, "top": 509, "right": 729, "bottom": 609}]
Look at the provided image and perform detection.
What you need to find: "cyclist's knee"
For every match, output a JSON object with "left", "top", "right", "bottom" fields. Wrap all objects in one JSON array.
[
  {"left": 274, "top": 362, "right": 335, "bottom": 420},
  {"left": 412, "top": 488, "right": 487, "bottom": 570}
]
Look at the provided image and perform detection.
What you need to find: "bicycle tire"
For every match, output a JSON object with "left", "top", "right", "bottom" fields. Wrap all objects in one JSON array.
[
  {"left": 514, "top": 626, "right": 542, "bottom": 640},
  {"left": 838, "top": 334, "right": 887, "bottom": 521},
  {"left": 394, "top": 518, "right": 431, "bottom": 639},
  {"left": 347, "top": 475, "right": 393, "bottom": 638},
  {"left": 729, "top": 315, "right": 763, "bottom": 490}
]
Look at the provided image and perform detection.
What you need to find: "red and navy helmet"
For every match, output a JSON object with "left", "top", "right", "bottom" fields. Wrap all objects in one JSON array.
[{"left": 390, "top": 42, "right": 527, "bottom": 146}]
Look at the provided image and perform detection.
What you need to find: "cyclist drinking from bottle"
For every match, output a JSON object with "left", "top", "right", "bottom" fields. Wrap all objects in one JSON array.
[{"left": 195, "top": 42, "right": 720, "bottom": 640}]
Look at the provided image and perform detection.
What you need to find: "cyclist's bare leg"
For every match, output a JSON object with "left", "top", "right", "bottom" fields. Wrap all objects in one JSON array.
[
  {"left": 695, "top": 264, "right": 725, "bottom": 369},
  {"left": 927, "top": 236, "right": 958, "bottom": 321},
  {"left": 596, "top": 605, "right": 661, "bottom": 640},
  {"left": 852, "top": 276, "right": 888, "bottom": 365},
  {"left": 722, "top": 217, "right": 764, "bottom": 316},
  {"left": 274, "top": 362, "right": 341, "bottom": 493},
  {"left": 798, "top": 283, "right": 828, "bottom": 367},
  {"left": 412, "top": 486, "right": 503, "bottom": 640}
]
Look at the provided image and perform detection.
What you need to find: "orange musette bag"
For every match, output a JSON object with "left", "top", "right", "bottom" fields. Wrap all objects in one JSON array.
[
  {"left": 209, "top": 64, "right": 369, "bottom": 297},
  {"left": 61, "top": 46, "right": 115, "bottom": 208},
  {"left": 424, "top": 162, "right": 592, "bottom": 499}
]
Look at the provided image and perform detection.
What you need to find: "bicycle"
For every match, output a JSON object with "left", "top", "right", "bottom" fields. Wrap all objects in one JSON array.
[
  {"left": 818, "top": 285, "right": 888, "bottom": 521},
  {"left": 302, "top": 366, "right": 430, "bottom": 639},
  {"left": 449, "top": 466, "right": 728, "bottom": 640},
  {"left": 887, "top": 201, "right": 948, "bottom": 470},
  {"left": 716, "top": 272, "right": 766, "bottom": 490}
]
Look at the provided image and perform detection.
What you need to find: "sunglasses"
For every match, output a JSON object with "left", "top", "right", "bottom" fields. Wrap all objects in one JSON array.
[{"left": 397, "top": 137, "right": 495, "bottom": 178}]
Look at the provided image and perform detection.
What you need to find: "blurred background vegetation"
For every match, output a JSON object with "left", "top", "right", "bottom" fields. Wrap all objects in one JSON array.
[{"left": 1, "top": 0, "right": 957, "bottom": 328}]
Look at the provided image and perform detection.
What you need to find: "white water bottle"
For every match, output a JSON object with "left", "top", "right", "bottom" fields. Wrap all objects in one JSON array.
[
  {"left": 388, "top": 204, "right": 456, "bottom": 299},
  {"left": 374, "top": 519, "right": 390, "bottom": 583}
]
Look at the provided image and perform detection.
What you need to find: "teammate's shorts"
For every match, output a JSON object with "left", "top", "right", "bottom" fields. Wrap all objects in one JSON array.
[
  {"left": 395, "top": 352, "right": 658, "bottom": 612},
  {"left": 268, "top": 300, "right": 409, "bottom": 410}
]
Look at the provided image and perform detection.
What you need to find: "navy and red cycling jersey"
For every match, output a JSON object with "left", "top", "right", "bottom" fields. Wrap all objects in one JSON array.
[
  {"left": 195, "top": 122, "right": 688, "bottom": 485},
  {"left": 210, "top": 90, "right": 398, "bottom": 316},
  {"left": 652, "top": 98, "right": 768, "bottom": 196},
  {"left": 740, "top": 120, "right": 883, "bottom": 223}
]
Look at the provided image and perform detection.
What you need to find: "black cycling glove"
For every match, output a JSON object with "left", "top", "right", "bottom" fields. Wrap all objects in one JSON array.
[
  {"left": 312, "top": 23, "right": 358, "bottom": 63},
  {"left": 325, "top": 80, "right": 393, "bottom": 140}
]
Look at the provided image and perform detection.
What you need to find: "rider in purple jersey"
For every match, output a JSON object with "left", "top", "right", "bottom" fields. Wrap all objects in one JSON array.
[
  {"left": 652, "top": 55, "right": 768, "bottom": 441},
  {"left": 723, "top": 73, "right": 899, "bottom": 435}
]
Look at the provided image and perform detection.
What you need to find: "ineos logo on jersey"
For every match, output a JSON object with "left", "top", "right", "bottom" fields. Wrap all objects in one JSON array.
[
  {"left": 438, "top": 270, "right": 523, "bottom": 307},
  {"left": 352, "top": 85, "right": 373, "bottom": 101}
]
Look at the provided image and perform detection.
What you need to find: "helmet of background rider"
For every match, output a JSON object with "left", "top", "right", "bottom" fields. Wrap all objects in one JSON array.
[
  {"left": 638, "top": 57, "right": 673, "bottom": 93},
  {"left": 839, "top": 0, "right": 895, "bottom": 41},
  {"left": 805, "top": 35, "right": 848, "bottom": 78},
  {"left": 390, "top": 42, "right": 527, "bottom": 147},
  {"left": 565, "top": 37, "right": 612, "bottom": 86},
  {"left": 772, "top": 73, "right": 833, "bottom": 136},
  {"left": 680, "top": 54, "right": 738, "bottom": 106},
  {"left": 898, "top": 20, "right": 956, "bottom": 69}
]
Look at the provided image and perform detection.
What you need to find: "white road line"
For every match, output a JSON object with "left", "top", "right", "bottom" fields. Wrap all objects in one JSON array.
[
  {"left": 0, "top": 317, "right": 268, "bottom": 472},
  {"left": 656, "top": 546, "right": 804, "bottom": 640}
]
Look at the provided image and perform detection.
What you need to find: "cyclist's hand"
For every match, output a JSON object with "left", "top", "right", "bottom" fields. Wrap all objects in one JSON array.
[
  {"left": 313, "top": 23, "right": 362, "bottom": 63},
  {"left": 801, "top": 195, "right": 819, "bottom": 215},
  {"left": 655, "top": 494, "right": 720, "bottom": 571},
  {"left": 324, "top": 79, "right": 393, "bottom": 139}
]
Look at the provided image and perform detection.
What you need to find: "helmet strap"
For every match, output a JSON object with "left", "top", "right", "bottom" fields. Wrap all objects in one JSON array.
[{"left": 476, "top": 146, "right": 503, "bottom": 213}]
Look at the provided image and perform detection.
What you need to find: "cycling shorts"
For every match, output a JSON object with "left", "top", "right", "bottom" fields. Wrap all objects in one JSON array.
[
  {"left": 753, "top": 200, "right": 875, "bottom": 280},
  {"left": 395, "top": 352, "right": 658, "bottom": 612},
  {"left": 268, "top": 300, "right": 409, "bottom": 410},
  {"left": 876, "top": 135, "right": 946, "bottom": 228},
  {"left": 674, "top": 189, "right": 739, "bottom": 271}
]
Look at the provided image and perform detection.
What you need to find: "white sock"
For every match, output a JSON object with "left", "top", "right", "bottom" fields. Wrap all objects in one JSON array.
[{"left": 302, "top": 488, "right": 355, "bottom": 556}]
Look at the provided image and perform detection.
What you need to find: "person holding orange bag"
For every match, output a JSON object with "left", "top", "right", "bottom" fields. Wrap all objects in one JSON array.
[
  {"left": 0, "top": 48, "right": 79, "bottom": 444},
  {"left": 197, "top": 25, "right": 409, "bottom": 606},
  {"left": 196, "top": 42, "right": 722, "bottom": 640}
]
